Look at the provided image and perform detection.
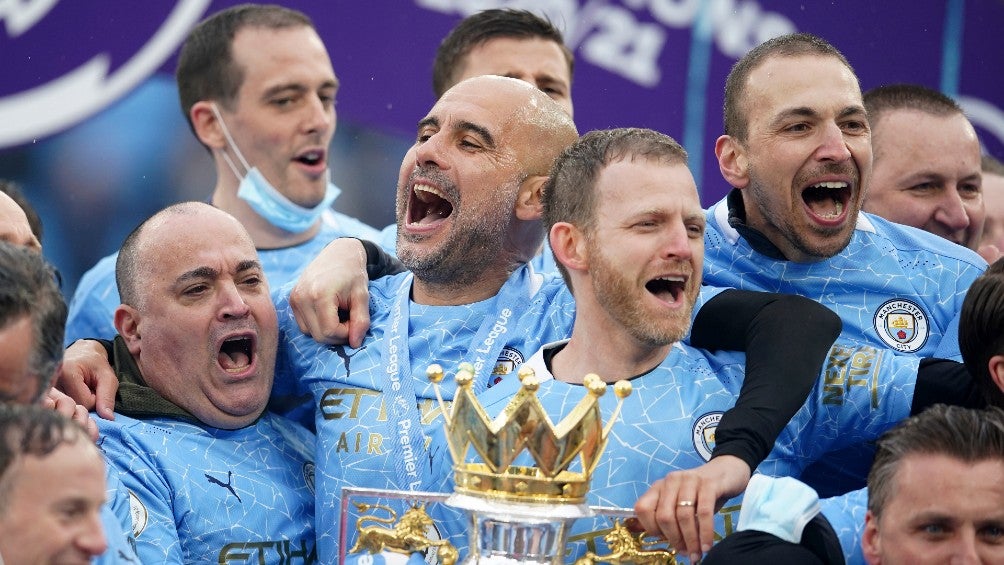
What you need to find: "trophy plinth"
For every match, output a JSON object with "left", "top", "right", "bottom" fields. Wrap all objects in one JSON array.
[{"left": 446, "top": 493, "right": 592, "bottom": 564}]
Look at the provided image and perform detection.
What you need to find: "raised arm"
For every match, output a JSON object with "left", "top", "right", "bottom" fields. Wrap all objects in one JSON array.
[{"left": 289, "top": 238, "right": 404, "bottom": 347}]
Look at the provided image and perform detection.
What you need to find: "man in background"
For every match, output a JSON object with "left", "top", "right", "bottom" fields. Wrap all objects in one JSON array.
[
  {"left": 978, "top": 154, "right": 1004, "bottom": 257},
  {"left": 705, "top": 33, "right": 986, "bottom": 496},
  {"left": 862, "top": 83, "right": 986, "bottom": 256},
  {"left": 65, "top": 4, "right": 380, "bottom": 346},
  {"left": 0, "top": 404, "right": 108, "bottom": 564}
]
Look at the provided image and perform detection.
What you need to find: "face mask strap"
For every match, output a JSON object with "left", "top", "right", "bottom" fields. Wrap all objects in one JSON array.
[{"left": 210, "top": 102, "right": 253, "bottom": 180}]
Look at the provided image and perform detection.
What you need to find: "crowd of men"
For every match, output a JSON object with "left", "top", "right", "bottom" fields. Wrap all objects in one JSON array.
[{"left": 2, "top": 3, "right": 1003, "bottom": 565}]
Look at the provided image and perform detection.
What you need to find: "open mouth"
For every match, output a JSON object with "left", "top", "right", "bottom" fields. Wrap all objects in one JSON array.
[
  {"left": 408, "top": 183, "right": 454, "bottom": 226},
  {"left": 294, "top": 149, "right": 325, "bottom": 167},
  {"left": 218, "top": 335, "right": 255, "bottom": 373},
  {"left": 802, "top": 181, "right": 851, "bottom": 221},
  {"left": 645, "top": 275, "right": 686, "bottom": 305}
]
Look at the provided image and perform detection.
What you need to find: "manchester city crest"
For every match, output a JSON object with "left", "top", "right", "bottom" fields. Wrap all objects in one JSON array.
[
  {"left": 692, "top": 412, "right": 722, "bottom": 462},
  {"left": 873, "top": 299, "right": 930, "bottom": 353}
]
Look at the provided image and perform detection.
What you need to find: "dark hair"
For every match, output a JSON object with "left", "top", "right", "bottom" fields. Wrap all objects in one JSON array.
[
  {"left": 867, "top": 404, "right": 1004, "bottom": 518},
  {"left": 432, "top": 9, "right": 574, "bottom": 98},
  {"left": 0, "top": 404, "right": 92, "bottom": 511},
  {"left": 959, "top": 258, "right": 1004, "bottom": 408},
  {"left": 863, "top": 83, "right": 963, "bottom": 126},
  {"left": 0, "top": 241, "right": 65, "bottom": 403},
  {"left": 983, "top": 154, "right": 1004, "bottom": 177},
  {"left": 116, "top": 202, "right": 204, "bottom": 307},
  {"left": 0, "top": 181, "right": 43, "bottom": 243},
  {"left": 723, "top": 33, "right": 854, "bottom": 142},
  {"left": 542, "top": 128, "right": 688, "bottom": 286},
  {"left": 175, "top": 4, "right": 314, "bottom": 140}
]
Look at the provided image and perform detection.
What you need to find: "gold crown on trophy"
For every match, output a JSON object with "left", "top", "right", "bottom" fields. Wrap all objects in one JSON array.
[{"left": 427, "top": 362, "right": 631, "bottom": 505}]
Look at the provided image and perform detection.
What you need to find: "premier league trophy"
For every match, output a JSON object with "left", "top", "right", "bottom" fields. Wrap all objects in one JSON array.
[{"left": 342, "top": 362, "right": 680, "bottom": 564}]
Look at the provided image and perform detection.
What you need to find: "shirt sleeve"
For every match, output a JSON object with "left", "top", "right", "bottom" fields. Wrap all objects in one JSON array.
[{"left": 689, "top": 289, "right": 842, "bottom": 470}]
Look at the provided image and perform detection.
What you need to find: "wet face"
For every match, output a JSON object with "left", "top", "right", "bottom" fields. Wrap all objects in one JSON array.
[
  {"left": 980, "top": 172, "right": 1004, "bottom": 251},
  {"left": 584, "top": 159, "right": 704, "bottom": 346},
  {"left": 862, "top": 454, "right": 1004, "bottom": 565},
  {"left": 0, "top": 315, "right": 41, "bottom": 404},
  {"left": 732, "top": 55, "right": 871, "bottom": 262},
  {"left": 119, "top": 208, "right": 278, "bottom": 429},
  {"left": 0, "top": 192, "right": 41, "bottom": 252},
  {"left": 395, "top": 77, "right": 545, "bottom": 289},
  {"left": 455, "top": 36, "right": 573, "bottom": 117},
  {"left": 0, "top": 437, "right": 108, "bottom": 564},
  {"left": 865, "top": 110, "right": 983, "bottom": 250},
  {"left": 216, "top": 25, "right": 338, "bottom": 208}
]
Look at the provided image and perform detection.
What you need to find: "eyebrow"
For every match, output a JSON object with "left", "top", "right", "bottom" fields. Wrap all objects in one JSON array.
[
  {"left": 175, "top": 259, "right": 261, "bottom": 284},
  {"left": 416, "top": 116, "right": 496, "bottom": 149},
  {"left": 262, "top": 78, "right": 339, "bottom": 100},
  {"left": 176, "top": 266, "right": 219, "bottom": 284},
  {"left": 771, "top": 105, "right": 866, "bottom": 127},
  {"left": 235, "top": 259, "right": 262, "bottom": 273}
]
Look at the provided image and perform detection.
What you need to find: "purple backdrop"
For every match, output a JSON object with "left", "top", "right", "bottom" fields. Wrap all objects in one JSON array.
[{"left": 1, "top": 1, "right": 1003, "bottom": 295}]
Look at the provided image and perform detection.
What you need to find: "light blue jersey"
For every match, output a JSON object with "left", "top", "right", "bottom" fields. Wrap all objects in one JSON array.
[
  {"left": 819, "top": 487, "right": 869, "bottom": 565},
  {"left": 704, "top": 196, "right": 986, "bottom": 494},
  {"left": 274, "top": 264, "right": 577, "bottom": 561},
  {"left": 65, "top": 209, "right": 380, "bottom": 346},
  {"left": 96, "top": 469, "right": 139, "bottom": 564},
  {"left": 96, "top": 414, "right": 317, "bottom": 564},
  {"left": 704, "top": 198, "right": 984, "bottom": 360},
  {"left": 427, "top": 338, "right": 919, "bottom": 563}
]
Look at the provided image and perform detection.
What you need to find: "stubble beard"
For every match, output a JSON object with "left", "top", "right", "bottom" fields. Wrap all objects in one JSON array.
[
  {"left": 746, "top": 168, "right": 857, "bottom": 261},
  {"left": 397, "top": 186, "right": 519, "bottom": 290},
  {"left": 589, "top": 241, "right": 693, "bottom": 348}
]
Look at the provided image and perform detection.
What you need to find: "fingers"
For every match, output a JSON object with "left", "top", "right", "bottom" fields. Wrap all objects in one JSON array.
[
  {"left": 695, "top": 478, "right": 720, "bottom": 557},
  {"left": 635, "top": 475, "right": 701, "bottom": 557},
  {"left": 289, "top": 238, "right": 372, "bottom": 345},
  {"left": 346, "top": 282, "right": 372, "bottom": 349},
  {"left": 53, "top": 357, "right": 98, "bottom": 411},
  {"left": 668, "top": 475, "right": 702, "bottom": 562},
  {"left": 93, "top": 367, "right": 119, "bottom": 422},
  {"left": 291, "top": 282, "right": 350, "bottom": 344},
  {"left": 633, "top": 480, "right": 662, "bottom": 536},
  {"left": 44, "top": 388, "right": 100, "bottom": 442},
  {"left": 46, "top": 387, "right": 78, "bottom": 418}
]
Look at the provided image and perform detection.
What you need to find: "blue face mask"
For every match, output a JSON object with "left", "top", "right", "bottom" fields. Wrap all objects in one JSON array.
[{"left": 211, "top": 103, "right": 339, "bottom": 233}]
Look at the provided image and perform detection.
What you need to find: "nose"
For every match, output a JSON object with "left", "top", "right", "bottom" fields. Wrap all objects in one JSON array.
[
  {"left": 946, "top": 531, "right": 982, "bottom": 565},
  {"left": 303, "top": 94, "right": 334, "bottom": 135},
  {"left": 413, "top": 132, "right": 448, "bottom": 171},
  {"left": 78, "top": 511, "right": 108, "bottom": 556},
  {"left": 933, "top": 191, "right": 972, "bottom": 235},
  {"left": 815, "top": 122, "right": 852, "bottom": 163},
  {"left": 218, "top": 282, "right": 252, "bottom": 320},
  {"left": 661, "top": 222, "right": 695, "bottom": 260}
]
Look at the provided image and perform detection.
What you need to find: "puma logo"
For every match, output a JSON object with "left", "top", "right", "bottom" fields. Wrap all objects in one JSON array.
[{"left": 204, "top": 470, "right": 242, "bottom": 503}]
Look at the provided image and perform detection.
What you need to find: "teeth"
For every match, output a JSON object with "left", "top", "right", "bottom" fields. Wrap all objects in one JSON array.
[
  {"left": 414, "top": 184, "right": 446, "bottom": 198},
  {"left": 655, "top": 275, "right": 685, "bottom": 282},
  {"left": 810, "top": 181, "right": 848, "bottom": 189},
  {"left": 819, "top": 200, "right": 844, "bottom": 219}
]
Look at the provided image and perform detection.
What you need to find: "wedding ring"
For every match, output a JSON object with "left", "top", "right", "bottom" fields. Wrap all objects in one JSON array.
[{"left": 677, "top": 500, "right": 695, "bottom": 507}]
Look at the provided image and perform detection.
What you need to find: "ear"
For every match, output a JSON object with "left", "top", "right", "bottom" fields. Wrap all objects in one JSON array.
[
  {"left": 715, "top": 134, "right": 750, "bottom": 189},
  {"left": 861, "top": 511, "right": 882, "bottom": 564},
  {"left": 114, "top": 305, "right": 143, "bottom": 355},
  {"left": 549, "top": 221, "right": 588, "bottom": 275},
  {"left": 988, "top": 354, "right": 1004, "bottom": 395},
  {"left": 515, "top": 175, "right": 548, "bottom": 221},
  {"left": 190, "top": 100, "right": 227, "bottom": 150}
]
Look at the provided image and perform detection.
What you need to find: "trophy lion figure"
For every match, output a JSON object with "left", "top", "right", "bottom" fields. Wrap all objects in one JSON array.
[
  {"left": 573, "top": 520, "right": 678, "bottom": 565},
  {"left": 349, "top": 502, "right": 458, "bottom": 564}
]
